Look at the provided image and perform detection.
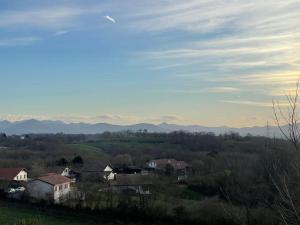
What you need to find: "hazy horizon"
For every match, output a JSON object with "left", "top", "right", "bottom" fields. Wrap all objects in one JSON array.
[{"left": 0, "top": 116, "right": 280, "bottom": 129}]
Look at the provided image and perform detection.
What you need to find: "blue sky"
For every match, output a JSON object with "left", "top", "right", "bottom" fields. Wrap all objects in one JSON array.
[{"left": 0, "top": 0, "right": 299, "bottom": 127}]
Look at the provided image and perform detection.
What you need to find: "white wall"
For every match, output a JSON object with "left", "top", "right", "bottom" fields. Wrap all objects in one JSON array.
[
  {"left": 148, "top": 161, "right": 156, "bottom": 168},
  {"left": 14, "top": 170, "right": 28, "bottom": 181},
  {"left": 61, "top": 168, "right": 70, "bottom": 177},
  {"left": 107, "top": 172, "right": 116, "bottom": 180},
  {"left": 53, "top": 183, "right": 71, "bottom": 202}
]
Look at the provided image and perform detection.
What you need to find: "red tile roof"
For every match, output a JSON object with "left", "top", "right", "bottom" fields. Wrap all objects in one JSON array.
[
  {"left": 38, "top": 174, "right": 71, "bottom": 186},
  {"left": 0, "top": 168, "right": 27, "bottom": 181}
]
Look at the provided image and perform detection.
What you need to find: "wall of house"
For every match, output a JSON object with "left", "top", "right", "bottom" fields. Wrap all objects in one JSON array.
[
  {"left": 53, "top": 182, "right": 71, "bottom": 202},
  {"left": 148, "top": 161, "right": 156, "bottom": 168},
  {"left": 14, "top": 170, "right": 28, "bottom": 181},
  {"left": 107, "top": 172, "right": 116, "bottom": 180},
  {"left": 61, "top": 168, "right": 70, "bottom": 177},
  {"left": 27, "top": 180, "right": 53, "bottom": 200}
]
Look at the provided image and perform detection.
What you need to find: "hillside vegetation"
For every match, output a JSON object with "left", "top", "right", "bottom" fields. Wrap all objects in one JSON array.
[{"left": 0, "top": 131, "right": 296, "bottom": 225}]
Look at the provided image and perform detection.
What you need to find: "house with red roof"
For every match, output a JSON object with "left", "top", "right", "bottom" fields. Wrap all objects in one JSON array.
[
  {"left": 27, "top": 173, "right": 72, "bottom": 203},
  {"left": 0, "top": 168, "right": 28, "bottom": 182},
  {"left": 147, "top": 159, "right": 189, "bottom": 181}
]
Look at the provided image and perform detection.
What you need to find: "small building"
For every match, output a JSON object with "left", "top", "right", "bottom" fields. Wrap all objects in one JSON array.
[
  {"left": 103, "top": 165, "right": 115, "bottom": 181},
  {"left": 27, "top": 173, "right": 72, "bottom": 203},
  {"left": 61, "top": 167, "right": 81, "bottom": 182},
  {"left": 147, "top": 159, "right": 189, "bottom": 181},
  {"left": 104, "top": 173, "right": 152, "bottom": 195},
  {"left": 103, "top": 165, "right": 142, "bottom": 181},
  {"left": 0, "top": 168, "right": 28, "bottom": 182}
]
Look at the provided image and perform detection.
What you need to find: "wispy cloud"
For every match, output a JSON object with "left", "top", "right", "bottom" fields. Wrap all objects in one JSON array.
[
  {"left": 222, "top": 100, "right": 274, "bottom": 107},
  {"left": 0, "top": 5, "right": 105, "bottom": 29},
  {"left": 128, "top": 0, "right": 248, "bottom": 33},
  {"left": 207, "top": 87, "right": 240, "bottom": 93},
  {"left": 131, "top": 0, "right": 299, "bottom": 97},
  {"left": 165, "top": 87, "right": 240, "bottom": 94},
  {"left": 53, "top": 30, "right": 69, "bottom": 36},
  {"left": 127, "top": 0, "right": 300, "bottom": 34},
  {"left": 0, "top": 37, "right": 41, "bottom": 47},
  {"left": 223, "top": 71, "right": 300, "bottom": 86}
]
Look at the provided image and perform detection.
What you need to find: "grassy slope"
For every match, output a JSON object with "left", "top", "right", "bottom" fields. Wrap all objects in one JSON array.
[
  {"left": 67, "top": 143, "right": 105, "bottom": 154},
  {"left": 83, "top": 139, "right": 184, "bottom": 153}
]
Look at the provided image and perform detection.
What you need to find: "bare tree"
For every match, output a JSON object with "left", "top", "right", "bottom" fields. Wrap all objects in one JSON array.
[
  {"left": 271, "top": 77, "right": 300, "bottom": 225},
  {"left": 273, "top": 77, "right": 300, "bottom": 152}
]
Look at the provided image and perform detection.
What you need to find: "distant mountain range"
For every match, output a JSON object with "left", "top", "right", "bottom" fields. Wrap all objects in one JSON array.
[{"left": 0, "top": 119, "right": 283, "bottom": 137}]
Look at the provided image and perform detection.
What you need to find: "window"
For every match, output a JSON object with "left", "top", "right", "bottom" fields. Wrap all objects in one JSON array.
[
  {"left": 54, "top": 186, "right": 58, "bottom": 191},
  {"left": 59, "top": 185, "right": 62, "bottom": 190}
]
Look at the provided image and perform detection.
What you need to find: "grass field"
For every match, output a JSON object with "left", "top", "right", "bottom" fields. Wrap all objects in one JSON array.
[
  {"left": 67, "top": 143, "right": 105, "bottom": 154},
  {"left": 81, "top": 139, "right": 184, "bottom": 153},
  {"left": 0, "top": 202, "right": 99, "bottom": 225}
]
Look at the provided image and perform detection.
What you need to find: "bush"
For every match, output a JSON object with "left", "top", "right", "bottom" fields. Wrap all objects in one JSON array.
[{"left": 72, "top": 156, "right": 84, "bottom": 164}]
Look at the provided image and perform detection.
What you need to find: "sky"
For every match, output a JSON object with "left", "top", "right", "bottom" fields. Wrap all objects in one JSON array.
[{"left": 0, "top": 0, "right": 299, "bottom": 127}]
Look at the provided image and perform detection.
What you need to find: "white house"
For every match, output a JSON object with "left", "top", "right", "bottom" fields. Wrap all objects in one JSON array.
[
  {"left": 0, "top": 168, "right": 28, "bottom": 181},
  {"left": 103, "top": 165, "right": 116, "bottom": 181},
  {"left": 147, "top": 160, "right": 156, "bottom": 169},
  {"left": 61, "top": 167, "right": 81, "bottom": 183},
  {"left": 61, "top": 167, "right": 71, "bottom": 177},
  {"left": 27, "top": 173, "right": 72, "bottom": 203}
]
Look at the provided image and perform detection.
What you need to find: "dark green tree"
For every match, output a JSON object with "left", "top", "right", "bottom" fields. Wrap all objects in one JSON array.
[
  {"left": 56, "top": 157, "right": 68, "bottom": 166},
  {"left": 72, "top": 155, "right": 84, "bottom": 164}
]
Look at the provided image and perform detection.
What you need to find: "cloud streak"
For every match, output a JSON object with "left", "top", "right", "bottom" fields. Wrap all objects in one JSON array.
[
  {"left": 221, "top": 100, "right": 274, "bottom": 107},
  {"left": 165, "top": 87, "right": 241, "bottom": 94},
  {"left": 0, "top": 4, "right": 105, "bottom": 29},
  {"left": 0, "top": 37, "right": 41, "bottom": 47},
  {"left": 53, "top": 30, "right": 69, "bottom": 36}
]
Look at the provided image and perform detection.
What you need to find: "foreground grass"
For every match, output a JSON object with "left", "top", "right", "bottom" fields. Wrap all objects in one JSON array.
[{"left": 0, "top": 202, "right": 98, "bottom": 225}]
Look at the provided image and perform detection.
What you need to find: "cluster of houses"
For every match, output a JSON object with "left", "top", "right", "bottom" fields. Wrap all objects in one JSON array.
[
  {"left": 0, "top": 158, "right": 189, "bottom": 203},
  {"left": 102, "top": 158, "right": 189, "bottom": 194},
  {"left": 0, "top": 168, "right": 73, "bottom": 203},
  {"left": 103, "top": 165, "right": 152, "bottom": 195}
]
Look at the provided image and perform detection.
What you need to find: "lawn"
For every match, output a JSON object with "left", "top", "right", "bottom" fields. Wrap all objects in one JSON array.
[{"left": 0, "top": 202, "right": 99, "bottom": 225}]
